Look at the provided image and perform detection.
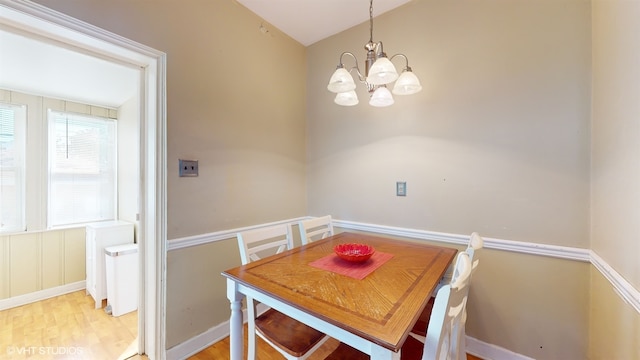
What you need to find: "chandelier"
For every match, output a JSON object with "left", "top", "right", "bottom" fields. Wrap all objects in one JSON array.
[{"left": 327, "top": 0, "right": 422, "bottom": 107}]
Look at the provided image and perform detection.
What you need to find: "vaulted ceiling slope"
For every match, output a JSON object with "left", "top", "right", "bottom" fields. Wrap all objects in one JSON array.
[{"left": 236, "top": 0, "right": 412, "bottom": 46}]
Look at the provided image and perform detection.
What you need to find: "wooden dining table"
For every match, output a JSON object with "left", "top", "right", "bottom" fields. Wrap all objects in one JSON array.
[{"left": 222, "top": 231, "right": 457, "bottom": 360}]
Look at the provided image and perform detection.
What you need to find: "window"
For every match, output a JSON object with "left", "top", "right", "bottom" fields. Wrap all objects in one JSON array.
[
  {"left": 0, "top": 91, "right": 119, "bottom": 233},
  {"left": 0, "top": 103, "right": 26, "bottom": 232},
  {"left": 48, "top": 110, "right": 117, "bottom": 227}
]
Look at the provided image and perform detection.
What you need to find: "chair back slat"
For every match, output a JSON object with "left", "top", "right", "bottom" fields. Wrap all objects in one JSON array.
[
  {"left": 237, "top": 224, "right": 293, "bottom": 265},
  {"left": 467, "top": 232, "right": 483, "bottom": 275},
  {"left": 298, "top": 215, "right": 334, "bottom": 245},
  {"left": 236, "top": 223, "right": 329, "bottom": 359},
  {"left": 422, "top": 252, "right": 473, "bottom": 360}
]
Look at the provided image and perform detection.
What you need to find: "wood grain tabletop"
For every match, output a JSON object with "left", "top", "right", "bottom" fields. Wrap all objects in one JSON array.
[{"left": 223, "top": 232, "right": 457, "bottom": 352}]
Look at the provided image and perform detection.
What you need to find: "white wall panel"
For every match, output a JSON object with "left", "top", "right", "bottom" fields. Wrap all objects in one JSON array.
[{"left": 9, "top": 233, "right": 39, "bottom": 296}]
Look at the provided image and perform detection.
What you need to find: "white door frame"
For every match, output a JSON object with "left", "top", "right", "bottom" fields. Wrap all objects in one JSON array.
[{"left": 0, "top": 1, "right": 168, "bottom": 358}]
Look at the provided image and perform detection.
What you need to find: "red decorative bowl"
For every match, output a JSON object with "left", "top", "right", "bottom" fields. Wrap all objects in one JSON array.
[{"left": 334, "top": 243, "right": 375, "bottom": 263}]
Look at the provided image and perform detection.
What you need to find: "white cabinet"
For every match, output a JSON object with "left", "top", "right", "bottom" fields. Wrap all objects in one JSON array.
[{"left": 86, "top": 221, "right": 134, "bottom": 309}]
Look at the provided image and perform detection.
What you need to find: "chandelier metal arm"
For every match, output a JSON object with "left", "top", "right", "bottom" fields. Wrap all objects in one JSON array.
[
  {"left": 337, "top": 51, "right": 367, "bottom": 83},
  {"left": 327, "top": 0, "right": 422, "bottom": 106},
  {"left": 390, "top": 53, "right": 412, "bottom": 71}
]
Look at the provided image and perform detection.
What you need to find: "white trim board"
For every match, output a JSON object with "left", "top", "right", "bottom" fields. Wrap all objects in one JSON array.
[
  {"left": 168, "top": 218, "right": 637, "bottom": 314},
  {"left": 591, "top": 251, "right": 640, "bottom": 314},
  {"left": 335, "top": 219, "right": 638, "bottom": 313},
  {"left": 0, "top": 281, "right": 85, "bottom": 311},
  {"left": 167, "top": 217, "right": 308, "bottom": 251},
  {"left": 166, "top": 218, "right": 639, "bottom": 359},
  {"left": 169, "top": 217, "right": 592, "bottom": 262},
  {"left": 334, "top": 219, "right": 592, "bottom": 262}
]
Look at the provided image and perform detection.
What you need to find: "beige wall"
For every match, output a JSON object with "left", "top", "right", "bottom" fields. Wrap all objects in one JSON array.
[
  {"left": 32, "top": 0, "right": 308, "bottom": 348},
  {"left": 33, "top": 0, "right": 309, "bottom": 239},
  {"left": 467, "top": 250, "right": 590, "bottom": 358},
  {"left": 307, "top": 0, "right": 591, "bottom": 248},
  {"left": 25, "top": 0, "right": 640, "bottom": 358},
  {"left": 589, "top": 269, "right": 640, "bottom": 359},
  {"left": 345, "top": 229, "right": 591, "bottom": 359},
  {"left": 165, "top": 238, "right": 240, "bottom": 347},
  {"left": 590, "top": 0, "right": 640, "bottom": 357},
  {"left": 591, "top": 0, "right": 640, "bottom": 295},
  {"left": 307, "top": 1, "right": 591, "bottom": 357}
]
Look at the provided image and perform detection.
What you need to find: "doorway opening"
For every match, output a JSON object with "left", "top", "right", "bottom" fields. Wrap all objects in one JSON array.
[{"left": 0, "top": 1, "right": 167, "bottom": 358}]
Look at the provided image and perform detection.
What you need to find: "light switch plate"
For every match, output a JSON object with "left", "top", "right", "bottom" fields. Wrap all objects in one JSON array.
[
  {"left": 179, "top": 159, "right": 198, "bottom": 177},
  {"left": 396, "top": 181, "right": 406, "bottom": 196}
]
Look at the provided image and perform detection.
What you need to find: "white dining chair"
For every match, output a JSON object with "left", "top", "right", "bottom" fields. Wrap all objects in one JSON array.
[
  {"left": 411, "top": 232, "right": 484, "bottom": 355},
  {"left": 466, "top": 232, "right": 483, "bottom": 275},
  {"left": 325, "top": 251, "right": 474, "bottom": 360},
  {"left": 236, "top": 224, "right": 329, "bottom": 360},
  {"left": 298, "top": 215, "right": 334, "bottom": 245},
  {"left": 437, "top": 232, "right": 484, "bottom": 289}
]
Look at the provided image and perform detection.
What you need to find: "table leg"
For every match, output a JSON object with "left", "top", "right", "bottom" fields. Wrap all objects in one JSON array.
[
  {"left": 227, "top": 278, "right": 244, "bottom": 360},
  {"left": 371, "top": 344, "right": 401, "bottom": 360}
]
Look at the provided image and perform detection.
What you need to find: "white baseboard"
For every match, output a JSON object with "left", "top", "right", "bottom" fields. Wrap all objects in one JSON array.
[
  {"left": 167, "top": 321, "right": 531, "bottom": 360},
  {"left": 466, "top": 336, "right": 535, "bottom": 360},
  {"left": 166, "top": 304, "right": 268, "bottom": 360},
  {"left": 166, "top": 302, "right": 523, "bottom": 360},
  {"left": 0, "top": 281, "right": 85, "bottom": 311},
  {"left": 166, "top": 321, "right": 229, "bottom": 360}
]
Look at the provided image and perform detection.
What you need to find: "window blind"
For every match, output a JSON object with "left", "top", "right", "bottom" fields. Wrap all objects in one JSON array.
[
  {"left": 0, "top": 103, "right": 26, "bottom": 232},
  {"left": 48, "top": 110, "right": 116, "bottom": 227}
]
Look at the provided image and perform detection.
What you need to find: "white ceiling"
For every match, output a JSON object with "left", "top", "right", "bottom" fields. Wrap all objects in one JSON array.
[
  {"left": 0, "top": 0, "right": 410, "bottom": 108},
  {"left": 0, "top": 29, "right": 138, "bottom": 108},
  {"left": 236, "top": 0, "right": 412, "bottom": 46}
]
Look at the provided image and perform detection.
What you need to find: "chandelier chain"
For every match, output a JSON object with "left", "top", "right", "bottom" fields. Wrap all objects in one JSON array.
[{"left": 369, "top": 0, "right": 374, "bottom": 43}]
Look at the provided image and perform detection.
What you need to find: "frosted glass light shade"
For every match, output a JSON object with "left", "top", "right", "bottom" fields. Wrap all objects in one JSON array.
[
  {"left": 392, "top": 70, "right": 422, "bottom": 95},
  {"left": 334, "top": 91, "right": 359, "bottom": 106},
  {"left": 366, "top": 57, "right": 399, "bottom": 85},
  {"left": 369, "top": 87, "right": 394, "bottom": 107},
  {"left": 327, "top": 68, "right": 356, "bottom": 93}
]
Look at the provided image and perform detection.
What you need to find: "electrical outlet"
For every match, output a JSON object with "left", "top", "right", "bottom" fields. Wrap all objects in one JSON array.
[
  {"left": 179, "top": 159, "right": 198, "bottom": 177},
  {"left": 396, "top": 181, "right": 406, "bottom": 196}
]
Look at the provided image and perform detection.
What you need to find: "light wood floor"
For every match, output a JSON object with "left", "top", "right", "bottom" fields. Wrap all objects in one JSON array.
[
  {"left": 0, "top": 290, "right": 141, "bottom": 360},
  {"left": 189, "top": 332, "right": 483, "bottom": 360},
  {"left": 0, "top": 291, "right": 480, "bottom": 360}
]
